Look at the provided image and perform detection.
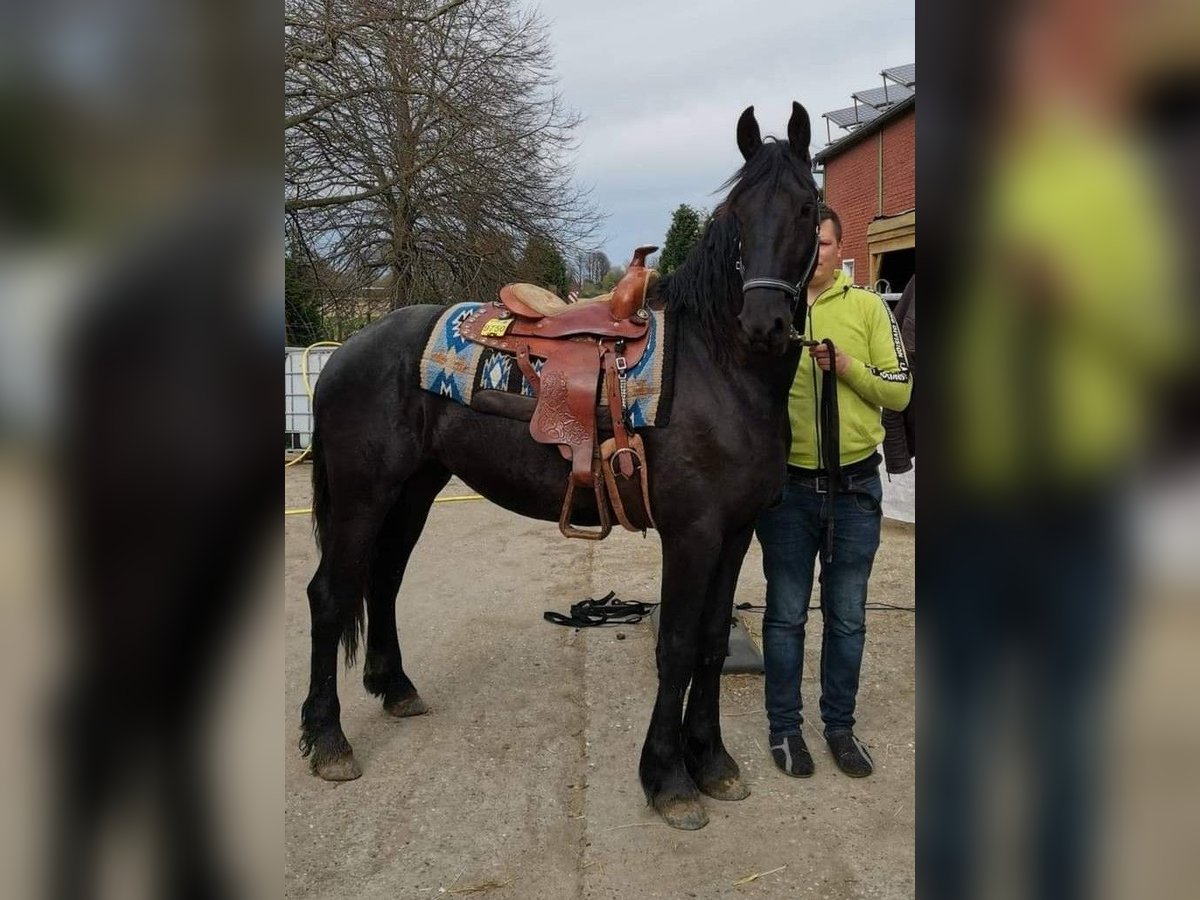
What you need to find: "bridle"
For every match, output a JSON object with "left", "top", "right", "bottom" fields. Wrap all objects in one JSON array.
[{"left": 735, "top": 217, "right": 822, "bottom": 344}]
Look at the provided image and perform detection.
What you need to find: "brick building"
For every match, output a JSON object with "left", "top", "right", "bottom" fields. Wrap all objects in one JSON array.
[{"left": 814, "top": 64, "right": 915, "bottom": 297}]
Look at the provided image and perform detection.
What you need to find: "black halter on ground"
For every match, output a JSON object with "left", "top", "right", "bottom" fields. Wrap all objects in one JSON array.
[{"left": 543, "top": 590, "right": 659, "bottom": 628}]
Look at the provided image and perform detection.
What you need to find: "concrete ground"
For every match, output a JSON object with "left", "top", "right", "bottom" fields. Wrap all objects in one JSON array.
[{"left": 285, "top": 467, "right": 914, "bottom": 899}]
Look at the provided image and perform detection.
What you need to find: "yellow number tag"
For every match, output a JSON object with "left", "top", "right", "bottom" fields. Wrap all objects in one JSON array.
[{"left": 481, "top": 317, "right": 514, "bottom": 337}]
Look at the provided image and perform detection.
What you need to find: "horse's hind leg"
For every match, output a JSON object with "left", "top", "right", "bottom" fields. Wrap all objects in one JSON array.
[
  {"left": 300, "top": 496, "right": 397, "bottom": 781},
  {"left": 362, "top": 462, "right": 451, "bottom": 717},
  {"left": 683, "top": 525, "right": 755, "bottom": 801}
]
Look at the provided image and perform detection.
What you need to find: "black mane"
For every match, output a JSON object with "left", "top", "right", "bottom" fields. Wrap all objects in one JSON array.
[
  {"left": 657, "top": 213, "right": 742, "bottom": 366},
  {"left": 658, "top": 140, "right": 815, "bottom": 366}
]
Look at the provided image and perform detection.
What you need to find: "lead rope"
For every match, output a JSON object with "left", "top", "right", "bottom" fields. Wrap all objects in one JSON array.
[
  {"left": 819, "top": 337, "right": 841, "bottom": 565},
  {"left": 803, "top": 307, "right": 840, "bottom": 564}
]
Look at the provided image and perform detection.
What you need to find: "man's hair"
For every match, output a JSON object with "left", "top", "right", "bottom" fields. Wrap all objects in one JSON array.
[{"left": 818, "top": 204, "right": 842, "bottom": 242}]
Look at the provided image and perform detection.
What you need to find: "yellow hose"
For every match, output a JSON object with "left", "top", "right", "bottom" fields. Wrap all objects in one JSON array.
[
  {"left": 284, "top": 494, "right": 485, "bottom": 516},
  {"left": 285, "top": 341, "right": 343, "bottom": 467}
]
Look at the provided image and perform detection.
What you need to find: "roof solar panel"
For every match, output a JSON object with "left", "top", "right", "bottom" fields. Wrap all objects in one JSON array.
[
  {"left": 819, "top": 62, "right": 916, "bottom": 142},
  {"left": 882, "top": 63, "right": 916, "bottom": 87},
  {"left": 852, "top": 84, "right": 914, "bottom": 109},
  {"left": 822, "top": 105, "right": 882, "bottom": 129}
]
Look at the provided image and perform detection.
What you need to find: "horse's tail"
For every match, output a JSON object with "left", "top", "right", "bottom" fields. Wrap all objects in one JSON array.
[
  {"left": 309, "top": 420, "right": 331, "bottom": 555},
  {"left": 309, "top": 420, "right": 368, "bottom": 666}
]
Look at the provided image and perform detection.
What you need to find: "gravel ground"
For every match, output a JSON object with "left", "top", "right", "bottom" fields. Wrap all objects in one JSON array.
[{"left": 284, "top": 467, "right": 914, "bottom": 899}]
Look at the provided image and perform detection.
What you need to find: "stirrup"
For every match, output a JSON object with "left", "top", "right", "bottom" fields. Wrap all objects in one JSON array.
[
  {"left": 559, "top": 473, "right": 611, "bottom": 540},
  {"left": 600, "top": 434, "right": 656, "bottom": 533}
]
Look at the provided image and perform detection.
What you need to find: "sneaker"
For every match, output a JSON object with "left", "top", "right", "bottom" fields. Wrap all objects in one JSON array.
[
  {"left": 768, "top": 732, "right": 814, "bottom": 778},
  {"left": 825, "top": 729, "right": 873, "bottom": 777}
]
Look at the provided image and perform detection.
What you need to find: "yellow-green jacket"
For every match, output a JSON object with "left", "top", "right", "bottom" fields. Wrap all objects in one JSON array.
[
  {"left": 953, "top": 110, "right": 1182, "bottom": 490},
  {"left": 788, "top": 268, "right": 912, "bottom": 469}
]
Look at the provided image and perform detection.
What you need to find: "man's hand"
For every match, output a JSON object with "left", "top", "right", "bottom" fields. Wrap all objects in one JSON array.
[{"left": 809, "top": 343, "right": 854, "bottom": 376}]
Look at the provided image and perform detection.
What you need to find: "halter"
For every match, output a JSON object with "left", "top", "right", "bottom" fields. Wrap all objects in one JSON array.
[{"left": 735, "top": 223, "right": 822, "bottom": 343}]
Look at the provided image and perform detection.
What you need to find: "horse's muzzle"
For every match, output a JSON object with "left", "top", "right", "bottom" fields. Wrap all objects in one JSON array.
[
  {"left": 739, "top": 287, "right": 792, "bottom": 355},
  {"left": 740, "top": 316, "right": 789, "bottom": 356}
]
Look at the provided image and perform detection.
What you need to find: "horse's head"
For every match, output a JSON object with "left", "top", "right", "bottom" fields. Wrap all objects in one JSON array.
[{"left": 725, "top": 102, "right": 821, "bottom": 356}]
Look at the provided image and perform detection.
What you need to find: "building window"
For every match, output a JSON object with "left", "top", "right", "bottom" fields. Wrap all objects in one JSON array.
[{"left": 841, "top": 259, "right": 856, "bottom": 281}]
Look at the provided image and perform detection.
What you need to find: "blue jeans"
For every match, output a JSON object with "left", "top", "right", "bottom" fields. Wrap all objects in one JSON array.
[
  {"left": 754, "top": 472, "right": 883, "bottom": 737},
  {"left": 920, "top": 493, "right": 1126, "bottom": 900}
]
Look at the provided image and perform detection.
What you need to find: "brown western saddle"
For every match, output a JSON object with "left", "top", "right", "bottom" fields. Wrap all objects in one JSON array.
[{"left": 458, "top": 246, "right": 660, "bottom": 539}]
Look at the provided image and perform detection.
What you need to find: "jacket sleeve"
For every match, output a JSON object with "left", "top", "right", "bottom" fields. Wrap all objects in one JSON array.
[
  {"left": 842, "top": 294, "right": 913, "bottom": 412},
  {"left": 882, "top": 407, "right": 913, "bottom": 473},
  {"left": 898, "top": 276, "right": 915, "bottom": 358}
]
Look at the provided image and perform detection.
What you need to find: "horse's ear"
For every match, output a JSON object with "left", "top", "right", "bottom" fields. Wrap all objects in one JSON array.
[
  {"left": 737, "top": 106, "right": 762, "bottom": 161},
  {"left": 788, "top": 102, "right": 812, "bottom": 166}
]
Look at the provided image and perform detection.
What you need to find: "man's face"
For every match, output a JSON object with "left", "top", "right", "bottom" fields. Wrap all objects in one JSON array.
[{"left": 810, "top": 218, "right": 842, "bottom": 287}]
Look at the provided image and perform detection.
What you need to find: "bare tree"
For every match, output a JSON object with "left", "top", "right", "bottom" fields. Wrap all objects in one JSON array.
[
  {"left": 586, "top": 250, "right": 611, "bottom": 285},
  {"left": 569, "top": 250, "right": 588, "bottom": 286},
  {"left": 285, "top": 0, "right": 603, "bottom": 323}
]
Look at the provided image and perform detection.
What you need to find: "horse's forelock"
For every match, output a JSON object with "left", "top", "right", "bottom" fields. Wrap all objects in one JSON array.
[{"left": 720, "top": 138, "right": 814, "bottom": 201}]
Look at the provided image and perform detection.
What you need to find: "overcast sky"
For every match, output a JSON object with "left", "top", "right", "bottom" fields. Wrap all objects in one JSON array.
[{"left": 526, "top": 0, "right": 914, "bottom": 268}]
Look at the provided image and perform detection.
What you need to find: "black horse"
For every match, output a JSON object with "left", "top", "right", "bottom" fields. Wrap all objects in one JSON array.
[{"left": 300, "top": 103, "right": 822, "bottom": 830}]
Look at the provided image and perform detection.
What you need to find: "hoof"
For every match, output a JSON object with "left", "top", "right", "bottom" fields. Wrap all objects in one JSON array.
[
  {"left": 384, "top": 693, "right": 429, "bottom": 718},
  {"left": 654, "top": 796, "right": 709, "bottom": 830},
  {"left": 314, "top": 752, "right": 362, "bottom": 782},
  {"left": 698, "top": 774, "right": 750, "bottom": 801}
]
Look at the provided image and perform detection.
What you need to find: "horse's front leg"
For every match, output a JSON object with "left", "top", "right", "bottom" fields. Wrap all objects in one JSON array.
[
  {"left": 640, "top": 528, "right": 720, "bottom": 830},
  {"left": 683, "top": 525, "right": 755, "bottom": 801}
]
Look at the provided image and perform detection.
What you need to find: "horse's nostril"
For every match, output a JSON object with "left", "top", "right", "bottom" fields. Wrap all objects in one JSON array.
[{"left": 774, "top": 317, "right": 785, "bottom": 333}]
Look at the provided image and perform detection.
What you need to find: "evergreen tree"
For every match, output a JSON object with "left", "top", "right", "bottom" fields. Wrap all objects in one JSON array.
[
  {"left": 517, "top": 236, "right": 570, "bottom": 297},
  {"left": 658, "top": 204, "right": 703, "bottom": 274},
  {"left": 285, "top": 253, "right": 325, "bottom": 347}
]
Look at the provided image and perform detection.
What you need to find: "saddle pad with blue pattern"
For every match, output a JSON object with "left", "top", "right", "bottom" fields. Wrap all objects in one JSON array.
[{"left": 418, "top": 302, "right": 671, "bottom": 428}]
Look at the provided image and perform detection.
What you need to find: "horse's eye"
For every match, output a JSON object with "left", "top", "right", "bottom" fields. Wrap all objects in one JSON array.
[{"left": 800, "top": 202, "right": 813, "bottom": 217}]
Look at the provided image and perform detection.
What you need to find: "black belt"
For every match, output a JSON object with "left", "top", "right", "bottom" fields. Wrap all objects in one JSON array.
[
  {"left": 788, "top": 452, "right": 881, "bottom": 493},
  {"left": 786, "top": 471, "right": 879, "bottom": 498}
]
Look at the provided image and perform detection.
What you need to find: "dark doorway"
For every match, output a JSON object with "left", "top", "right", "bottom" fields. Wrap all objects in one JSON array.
[{"left": 875, "top": 247, "right": 915, "bottom": 301}]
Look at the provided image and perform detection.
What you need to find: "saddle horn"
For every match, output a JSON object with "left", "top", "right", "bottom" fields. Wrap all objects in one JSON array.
[{"left": 610, "top": 246, "right": 659, "bottom": 321}]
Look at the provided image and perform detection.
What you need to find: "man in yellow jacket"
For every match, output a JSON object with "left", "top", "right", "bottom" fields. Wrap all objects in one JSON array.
[{"left": 755, "top": 205, "right": 911, "bottom": 779}]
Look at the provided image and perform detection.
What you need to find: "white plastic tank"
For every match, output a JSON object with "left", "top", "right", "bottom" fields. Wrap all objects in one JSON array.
[{"left": 285, "top": 346, "right": 337, "bottom": 451}]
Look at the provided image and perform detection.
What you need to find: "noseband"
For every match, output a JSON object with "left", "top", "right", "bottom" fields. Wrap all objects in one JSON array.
[{"left": 735, "top": 222, "right": 822, "bottom": 343}]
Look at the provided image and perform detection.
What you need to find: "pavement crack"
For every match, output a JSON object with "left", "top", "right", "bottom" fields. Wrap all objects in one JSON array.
[{"left": 567, "top": 539, "right": 596, "bottom": 899}]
